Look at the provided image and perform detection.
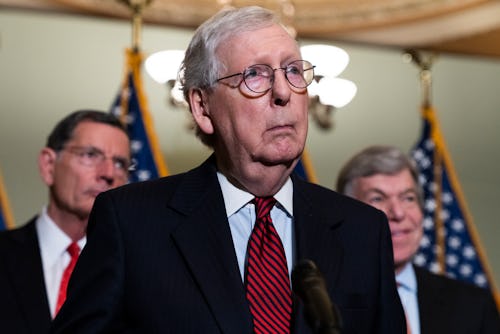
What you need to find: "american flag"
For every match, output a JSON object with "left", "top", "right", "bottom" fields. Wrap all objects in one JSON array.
[
  {"left": 110, "top": 48, "right": 168, "bottom": 182},
  {"left": 0, "top": 169, "right": 15, "bottom": 230},
  {"left": 410, "top": 106, "right": 496, "bottom": 290}
]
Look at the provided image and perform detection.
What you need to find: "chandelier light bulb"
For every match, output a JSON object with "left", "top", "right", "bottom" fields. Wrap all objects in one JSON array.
[
  {"left": 300, "top": 44, "right": 349, "bottom": 77},
  {"left": 144, "top": 50, "right": 185, "bottom": 84},
  {"left": 316, "top": 77, "right": 357, "bottom": 108}
]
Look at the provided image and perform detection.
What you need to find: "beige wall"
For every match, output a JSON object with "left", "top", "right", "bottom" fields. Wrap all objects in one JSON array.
[{"left": 1, "top": 9, "right": 499, "bottom": 287}]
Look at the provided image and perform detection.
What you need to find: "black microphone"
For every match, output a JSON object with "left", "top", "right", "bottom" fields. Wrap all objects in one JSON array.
[{"left": 292, "top": 259, "right": 342, "bottom": 334}]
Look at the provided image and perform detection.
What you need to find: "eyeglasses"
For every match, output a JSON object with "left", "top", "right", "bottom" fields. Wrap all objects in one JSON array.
[
  {"left": 216, "top": 60, "right": 315, "bottom": 94},
  {"left": 61, "top": 146, "right": 135, "bottom": 179}
]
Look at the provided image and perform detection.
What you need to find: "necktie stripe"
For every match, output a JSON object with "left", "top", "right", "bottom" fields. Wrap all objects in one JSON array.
[
  {"left": 246, "top": 286, "right": 291, "bottom": 324},
  {"left": 247, "top": 291, "right": 291, "bottom": 326},
  {"left": 246, "top": 197, "right": 292, "bottom": 334},
  {"left": 247, "top": 227, "right": 291, "bottom": 303},
  {"left": 250, "top": 303, "right": 290, "bottom": 333},
  {"left": 247, "top": 262, "right": 291, "bottom": 302},
  {"left": 249, "top": 268, "right": 291, "bottom": 308}
]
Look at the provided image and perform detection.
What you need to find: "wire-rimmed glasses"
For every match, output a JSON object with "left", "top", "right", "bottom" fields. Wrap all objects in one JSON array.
[
  {"left": 216, "top": 60, "right": 315, "bottom": 94},
  {"left": 62, "top": 145, "right": 135, "bottom": 180}
]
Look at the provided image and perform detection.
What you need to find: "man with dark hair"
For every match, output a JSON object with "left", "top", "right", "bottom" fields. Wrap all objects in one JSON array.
[
  {"left": 51, "top": 7, "right": 405, "bottom": 334},
  {"left": 337, "top": 145, "right": 500, "bottom": 334},
  {"left": 0, "top": 110, "right": 131, "bottom": 333}
]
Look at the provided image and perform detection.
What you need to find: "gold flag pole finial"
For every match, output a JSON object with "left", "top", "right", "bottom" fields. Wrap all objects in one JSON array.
[
  {"left": 403, "top": 49, "right": 437, "bottom": 108},
  {"left": 117, "top": 0, "right": 152, "bottom": 52}
]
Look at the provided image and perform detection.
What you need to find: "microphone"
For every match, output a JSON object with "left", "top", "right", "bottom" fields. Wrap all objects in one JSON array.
[{"left": 292, "top": 259, "right": 342, "bottom": 334}]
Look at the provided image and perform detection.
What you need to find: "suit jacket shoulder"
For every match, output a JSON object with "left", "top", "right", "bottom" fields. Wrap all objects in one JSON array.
[
  {"left": 291, "top": 176, "right": 406, "bottom": 334},
  {"left": 0, "top": 218, "right": 52, "bottom": 334},
  {"left": 415, "top": 265, "right": 500, "bottom": 334}
]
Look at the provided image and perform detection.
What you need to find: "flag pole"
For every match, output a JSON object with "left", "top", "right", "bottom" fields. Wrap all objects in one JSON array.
[
  {"left": 0, "top": 170, "right": 15, "bottom": 229},
  {"left": 117, "top": 0, "right": 152, "bottom": 52},
  {"left": 112, "top": 0, "right": 169, "bottom": 178},
  {"left": 404, "top": 49, "right": 436, "bottom": 108},
  {"left": 406, "top": 50, "right": 500, "bottom": 309},
  {"left": 406, "top": 50, "right": 446, "bottom": 274}
]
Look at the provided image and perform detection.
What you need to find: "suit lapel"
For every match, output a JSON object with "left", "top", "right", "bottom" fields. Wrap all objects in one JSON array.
[
  {"left": 291, "top": 177, "right": 344, "bottom": 334},
  {"left": 416, "top": 266, "right": 447, "bottom": 333},
  {"left": 5, "top": 220, "right": 52, "bottom": 332},
  {"left": 169, "top": 157, "right": 253, "bottom": 334},
  {"left": 292, "top": 177, "right": 344, "bottom": 287}
]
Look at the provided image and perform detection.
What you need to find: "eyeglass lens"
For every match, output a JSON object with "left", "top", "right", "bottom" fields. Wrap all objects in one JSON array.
[
  {"left": 63, "top": 146, "right": 133, "bottom": 178},
  {"left": 243, "top": 60, "right": 314, "bottom": 93}
]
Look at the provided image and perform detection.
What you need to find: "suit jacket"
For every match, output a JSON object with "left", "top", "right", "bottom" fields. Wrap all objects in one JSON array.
[
  {"left": 51, "top": 156, "right": 405, "bottom": 334},
  {"left": 0, "top": 218, "right": 52, "bottom": 334},
  {"left": 415, "top": 265, "right": 500, "bottom": 333}
]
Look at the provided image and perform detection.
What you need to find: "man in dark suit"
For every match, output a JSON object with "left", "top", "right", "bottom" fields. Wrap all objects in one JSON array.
[
  {"left": 337, "top": 145, "right": 500, "bottom": 334},
  {"left": 0, "top": 110, "right": 131, "bottom": 334},
  {"left": 51, "top": 6, "right": 405, "bottom": 334}
]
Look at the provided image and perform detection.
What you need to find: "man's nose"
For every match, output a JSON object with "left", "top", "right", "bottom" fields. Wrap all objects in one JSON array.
[
  {"left": 271, "top": 70, "right": 291, "bottom": 106},
  {"left": 387, "top": 199, "right": 405, "bottom": 221},
  {"left": 96, "top": 158, "right": 116, "bottom": 185}
]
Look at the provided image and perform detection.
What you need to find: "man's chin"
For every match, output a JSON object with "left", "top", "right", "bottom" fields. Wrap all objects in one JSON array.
[
  {"left": 260, "top": 155, "right": 300, "bottom": 169},
  {"left": 259, "top": 146, "right": 303, "bottom": 165}
]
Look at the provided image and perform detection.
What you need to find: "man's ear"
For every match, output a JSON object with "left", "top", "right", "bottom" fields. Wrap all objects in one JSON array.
[
  {"left": 38, "top": 148, "right": 57, "bottom": 186},
  {"left": 189, "top": 88, "right": 214, "bottom": 135}
]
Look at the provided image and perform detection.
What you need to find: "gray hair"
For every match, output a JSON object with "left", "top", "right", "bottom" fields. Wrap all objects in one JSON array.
[
  {"left": 179, "top": 6, "right": 283, "bottom": 146},
  {"left": 336, "top": 145, "right": 424, "bottom": 209}
]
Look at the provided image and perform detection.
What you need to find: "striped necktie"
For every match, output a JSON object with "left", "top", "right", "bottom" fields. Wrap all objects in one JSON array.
[{"left": 245, "top": 197, "right": 292, "bottom": 334}]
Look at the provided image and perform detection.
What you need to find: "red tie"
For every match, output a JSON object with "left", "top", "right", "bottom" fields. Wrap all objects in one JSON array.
[
  {"left": 55, "top": 242, "right": 80, "bottom": 315},
  {"left": 245, "top": 197, "right": 292, "bottom": 334}
]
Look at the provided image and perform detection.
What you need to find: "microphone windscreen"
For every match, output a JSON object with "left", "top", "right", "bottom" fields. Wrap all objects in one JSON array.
[{"left": 292, "top": 259, "right": 342, "bottom": 334}]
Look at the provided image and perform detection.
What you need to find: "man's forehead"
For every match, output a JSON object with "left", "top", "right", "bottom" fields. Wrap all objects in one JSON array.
[
  {"left": 357, "top": 172, "right": 417, "bottom": 191},
  {"left": 219, "top": 24, "right": 299, "bottom": 62},
  {"left": 69, "top": 122, "right": 128, "bottom": 150}
]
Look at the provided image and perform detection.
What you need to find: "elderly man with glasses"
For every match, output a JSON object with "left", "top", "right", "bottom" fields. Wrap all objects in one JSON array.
[
  {"left": 50, "top": 6, "right": 405, "bottom": 334},
  {"left": 0, "top": 110, "right": 131, "bottom": 334}
]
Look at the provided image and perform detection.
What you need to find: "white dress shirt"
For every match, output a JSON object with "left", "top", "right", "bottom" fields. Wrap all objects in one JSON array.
[
  {"left": 396, "top": 262, "right": 421, "bottom": 334},
  {"left": 35, "top": 207, "right": 86, "bottom": 318},
  {"left": 216, "top": 172, "right": 295, "bottom": 282}
]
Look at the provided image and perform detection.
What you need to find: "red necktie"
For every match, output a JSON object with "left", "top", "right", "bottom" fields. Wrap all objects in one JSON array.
[
  {"left": 55, "top": 242, "right": 80, "bottom": 315},
  {"left": 245, "top": 197, "right": 292, "bottom": 334}
]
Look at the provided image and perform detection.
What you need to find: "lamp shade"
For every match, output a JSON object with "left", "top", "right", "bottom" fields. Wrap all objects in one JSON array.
[
  {"left": 144, "top": 50, "right": 185, "bottom": 84},
  {"left": 315, "top": 77, "right": 357, "bottom": 108},
  {"left": 300, "top": 44, "right": 349, "bottom": 78}
]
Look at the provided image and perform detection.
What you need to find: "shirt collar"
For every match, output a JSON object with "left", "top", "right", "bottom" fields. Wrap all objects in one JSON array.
[
  {"left": 216, "top": 172, "right": 293, "bottom": 217},
  {"left": 396, "top": 262, "right": 418, "bottom": 294},
  {"left": 36, "top": 206, "right": 86, "bottom": 264}
]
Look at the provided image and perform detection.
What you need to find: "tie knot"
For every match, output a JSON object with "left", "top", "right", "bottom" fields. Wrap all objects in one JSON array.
[
  {"left": 253, "top": 197, "right": 276, "bottom": 219},
  {"left": 67, "top": 242, "right": 80, "bottom": 258}
]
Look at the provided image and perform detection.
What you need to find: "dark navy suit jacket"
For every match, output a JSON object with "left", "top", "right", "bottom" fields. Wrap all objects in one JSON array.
[
  {"left": 0, "top": 218, "right": 52, "bottom": 334},
  {"left": 415, "top": 265, "right": 500, "bottom": 333},
  {"left": 51, "top": 156, "right": 406, "bottom": 333}
]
